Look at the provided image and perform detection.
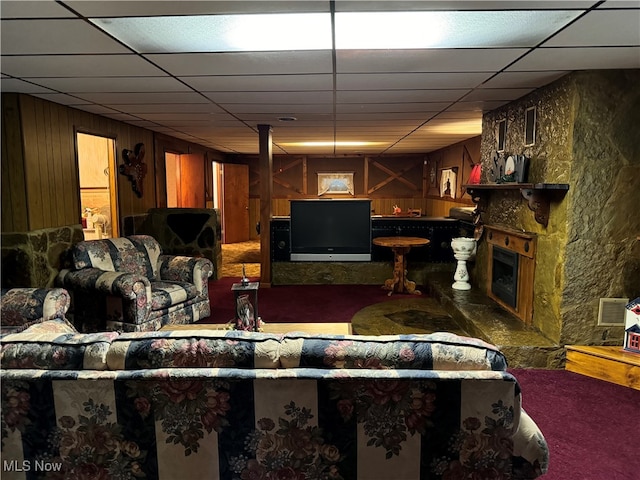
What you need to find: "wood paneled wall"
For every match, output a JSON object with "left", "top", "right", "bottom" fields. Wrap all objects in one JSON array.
[
  {"left": 1, "top": 94, "right": 224, "bottom": 234},
  {"left": 243, "top": 136, "right": 479, "bottom": 237},
  {"left": 1, "top": 92, "right": 478, "bottom": 237}
]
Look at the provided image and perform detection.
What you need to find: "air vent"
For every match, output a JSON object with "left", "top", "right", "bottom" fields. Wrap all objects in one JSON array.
[{"left": 597, "top": 298, "right": 629, "bottom": 326}]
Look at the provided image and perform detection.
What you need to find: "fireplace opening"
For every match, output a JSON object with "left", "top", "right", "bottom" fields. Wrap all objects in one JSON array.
[{"left": 492, "top": 246, "right": 519, "bottom": 308}]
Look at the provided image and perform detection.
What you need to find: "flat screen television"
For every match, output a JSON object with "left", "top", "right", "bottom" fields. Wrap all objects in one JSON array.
[{"left": 290, "top": 199, "right": 372, "bottom": 261}]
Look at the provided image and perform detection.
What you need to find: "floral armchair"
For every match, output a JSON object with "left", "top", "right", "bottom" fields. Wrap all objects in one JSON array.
[{"left": 56, "top": 235, "right": 213, "bottom": 332}]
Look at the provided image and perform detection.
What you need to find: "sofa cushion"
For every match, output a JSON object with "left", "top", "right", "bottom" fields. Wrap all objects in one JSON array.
[
  {"left": 71, "top": 235, "right": 161, "bottom": 280},
  {"left": 279, "top": 332, "right": 508, "bottom": 371},
  {"left": 150, "top": 281, "right": 198, "bottom": 310},
  {"left": 106, "top": 330, "right": 282, "bottom": 370},
  {"left": 1, "top": 287, "right": 71, "bottom": 326},
  {"left": 0, "top": 321, "right": 119, "bottom": 370}
]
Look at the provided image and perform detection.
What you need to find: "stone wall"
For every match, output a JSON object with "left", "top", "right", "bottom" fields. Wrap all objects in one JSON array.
[
  {"left": 1, "top": 225, "right": 84, "bottom": 288},
  {"left": 123, "top": 208, "right": 223, "bottom": 280},
  {"left": 475, "top": 69, "right": 640, "bottom": 345}
]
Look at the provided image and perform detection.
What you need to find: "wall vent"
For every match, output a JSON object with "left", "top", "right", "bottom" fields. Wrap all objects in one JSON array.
[{"left": 597, "top": 298, "right": 629, "bottom": 326}]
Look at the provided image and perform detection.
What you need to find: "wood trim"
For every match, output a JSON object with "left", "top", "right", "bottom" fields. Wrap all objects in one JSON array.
[
  {"left": 486, "top": 225, "right": 537, "bottom": 325},
  {"left": 566, "top": 346, "right": 640, "bottom": 390}
]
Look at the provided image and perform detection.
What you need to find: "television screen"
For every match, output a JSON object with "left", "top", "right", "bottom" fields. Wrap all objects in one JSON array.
[{"left": 290, "top": 199, "right": 372, "bottom": 261}]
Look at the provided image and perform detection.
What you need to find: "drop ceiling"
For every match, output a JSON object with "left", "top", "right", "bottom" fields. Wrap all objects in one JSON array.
[{"left": 1, "top": 0, "right": 639, "bottom": 155}]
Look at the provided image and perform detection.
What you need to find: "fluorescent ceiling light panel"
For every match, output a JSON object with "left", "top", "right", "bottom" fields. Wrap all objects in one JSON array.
[
  {"left": 335, "top": 11, "right": 582, "bottom": 49},
  {"left": 91, "top": 14, "right": 332, "bottom": 53}
]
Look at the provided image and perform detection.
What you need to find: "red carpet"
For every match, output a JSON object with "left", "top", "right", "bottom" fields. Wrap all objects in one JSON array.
[
  {"left": 202, "top": 279, "right": 640, "bottom": 480},
  {"left": 202, "top": 277, "right": 400, "bottom": 325},
  {"left": 510, "top": 368, "right": 640, "bottom": 480}
]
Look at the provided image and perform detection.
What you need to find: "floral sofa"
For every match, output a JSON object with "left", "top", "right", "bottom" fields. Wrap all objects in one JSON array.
[
  {"left": 56, "top": 235, "right": 213, "bottom": 332},
  {"left": 0, "top": 287, "right": 71, "bottom": 334},
  {"left": 0, "top": 317, "right": 548, "bottom": 480}
]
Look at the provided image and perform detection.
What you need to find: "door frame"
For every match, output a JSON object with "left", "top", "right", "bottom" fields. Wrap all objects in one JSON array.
[{"left": 74, "top": 129, "right": 119, "bottom": 238}]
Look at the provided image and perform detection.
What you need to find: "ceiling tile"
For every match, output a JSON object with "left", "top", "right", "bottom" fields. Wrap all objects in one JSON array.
[
  {"left": 0, "top": 19, "right": 130, "bottom": 54},
  {"left": 336, "top": 103, "right": 449, "bottom": 113},
  {"left": 0, "top": 78, "right": 54, "bottom": 93},
  {"left": 146, "top": 51, "right": 333, "bottom": 76},
  {"left": 108, "top": 103, "right": 226, "bottom": 114},
  {"left": 23, "top": 77, "right": 190, "bottom": 93},
  {"left": 71, "top": 92, "right": 211, "bottom": 104},
  {"left": 508, "top": 47, "right": 640, "bottom": 70},
  {"left": 463, "top": 88, "right": 535, "bottom": 102},
  {"left": 480, "top": 71, "right": 569, "bottom": 88},
  {"left": 597, "top": 0, "right": 640, "bottom": 7},
  {"left": 181, "top": 74, "right": 333, "bottom": 92},
  {"left": 204, "top": 91, "right": 334, "bottom": 104},
  {"left": 335, "top": 2, "right": 598, "bottom": 11},
  {"left": 544, "top": 9, "right": 640, "bottom": 46},
  {"left": 30, "top": 93, "right": 90, "bottom": 105},
  {"left": 0, "top": 54, "right": 168, "bottom": 77},
  {"left": 336, "top": 49, "right": 528, "bottom": 73},
  {"left": 66, "top": 1, "right": 330, "bottom": 16},
  {"left": 72, "top": 104, "right": 121, "bottom": 115},
  {"left": 337, "top": 89, "right": 469, "bottom": 103},
  {"left": 337, "top": 72, "right": 493, "bottom": 90},
  {"left": 225, "top": 104, "right": 333, "bottom": 114},
  {"left": 1, "top": 0, "right": 76, "bottom": 18}
]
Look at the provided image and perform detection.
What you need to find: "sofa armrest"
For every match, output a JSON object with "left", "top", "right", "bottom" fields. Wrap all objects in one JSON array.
[
  {"left": 1, "top": 288, "right": 71, "bottom": 327},
  {"left": 57, "top": 268, "right": 151, "bottom": 299},
  {"left": 157, "top": 255, "right": 213, "bottom": 295}
]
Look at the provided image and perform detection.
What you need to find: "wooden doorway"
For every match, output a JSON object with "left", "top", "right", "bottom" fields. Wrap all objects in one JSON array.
[
  {"left": 222, "top": 163, "right": 250, "bottom": 244},
  {"left": 165, "top": 152, "right": 205, "bottom": 208},
  {"left": 76, "top": 132, "right": 118, "bottom": 239}
]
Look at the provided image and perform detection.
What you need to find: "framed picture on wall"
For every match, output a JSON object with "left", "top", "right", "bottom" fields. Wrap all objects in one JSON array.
[
  {"left": 317, "top": 172, "right": 355, "bottom": 195},
  {"left": 429, "top": 160, "right": 438, "bottom": 190},
  {"left": 525, "top": 106, "right": 536, "bottom": 146},
  {"left": 496, "top": 119, "right": 507, "bottom": 152},
  {"left": 439, "top": 167, "right": 458, "bottom": 199}
]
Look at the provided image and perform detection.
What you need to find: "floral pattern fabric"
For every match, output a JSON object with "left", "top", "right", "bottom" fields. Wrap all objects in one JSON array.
[
  {"left": 56, "top": 236, "right": 213, "bottom": 332},
  {"left": 0, "top": 288, "right": 71, "bottom": 334},
  {"left": 280, "top": 332, "right": 508, "bottom": 371},
  {"left": 0, "top": 368, "right": 548, "bottom": 480},
  {"left": 0, "top": 329, "right": 548, "bottom": 479}
]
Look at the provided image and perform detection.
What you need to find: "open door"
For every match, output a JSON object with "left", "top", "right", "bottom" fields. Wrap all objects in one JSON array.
[
  {"left": 77, "top": 132, "right": 118, "bottom": 239},
  {"left": 165, "top": 152, "right": 205, "bottom": 208},
  {"left": 222, "top": 163, "right": 249, "bottom": 243}
]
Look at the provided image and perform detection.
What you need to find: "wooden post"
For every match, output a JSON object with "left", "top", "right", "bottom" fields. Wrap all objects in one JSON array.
[{"left": 258, "top": 124, "right": 273, "bottom": 286}]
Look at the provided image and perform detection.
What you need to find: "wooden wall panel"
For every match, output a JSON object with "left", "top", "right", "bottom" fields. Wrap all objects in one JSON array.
[
  {"left": 11, "top": 94, "right": 157, "bottom": 231},
  {"left": 1, "top": 94, "right": 28, "bottom": 232}
]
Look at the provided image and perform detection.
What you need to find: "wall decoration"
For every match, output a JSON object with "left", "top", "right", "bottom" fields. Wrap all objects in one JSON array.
[
  {"left": 439, "top": 167, "right": 458, "bottom": 198},
  {"left": 496, "top": 119, "right": 507, "bottom": 152},
  {"left": 428, "top": 159, "right": 438, "bottom": 192},
  {"left": 317, "top": 172, "right": 355, "bottom": 195},
  {"left": 119, "top": 143, "right": 147, "bottom": 197},
  {"left": 525, "top": 106, "right": 536, "bottom": 146}
]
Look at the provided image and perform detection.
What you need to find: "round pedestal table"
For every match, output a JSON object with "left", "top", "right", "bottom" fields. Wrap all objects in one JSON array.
[{"left": 372, "top": 236, "right": 430, "bottom": 295}]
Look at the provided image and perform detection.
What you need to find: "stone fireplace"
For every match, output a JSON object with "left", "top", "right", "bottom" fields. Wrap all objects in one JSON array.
[{"left": 485, "top": 225, "right": 536, "bottom": 325}]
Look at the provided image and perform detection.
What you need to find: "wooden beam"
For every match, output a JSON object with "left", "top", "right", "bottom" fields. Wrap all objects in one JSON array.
[
  {"left": 258, "top": 125, "right": 272, "bottom": 287},
  {"left": 368, "top": 162, "right": 419, "bottom": 194}
]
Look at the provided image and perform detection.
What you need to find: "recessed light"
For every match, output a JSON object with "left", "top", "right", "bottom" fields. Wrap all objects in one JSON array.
[{"left": 277, "top": 116, "right": 297, "bottom": 122}]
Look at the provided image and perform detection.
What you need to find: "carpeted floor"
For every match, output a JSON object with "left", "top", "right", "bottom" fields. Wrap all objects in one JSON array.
[
  {"left": 511, "top": 368, "right": 640, "bottom": 480},
  {"left": 202, "top": 277, "right": 640, "bottom": 479},
  {"left": 220, "top": 240, "right": 261, "bottom": 278}
]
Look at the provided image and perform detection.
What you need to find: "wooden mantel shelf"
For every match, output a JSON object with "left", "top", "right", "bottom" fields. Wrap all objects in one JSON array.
[{"left": 464, "top": 183, "right": 569, "bottom": 227}]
